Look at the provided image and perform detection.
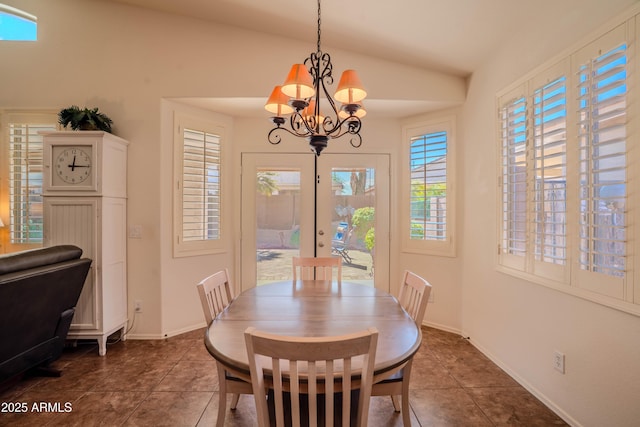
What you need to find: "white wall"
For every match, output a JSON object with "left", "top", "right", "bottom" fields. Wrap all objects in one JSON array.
[
  {"left": 0, "top": 0, "right": 465, "bottom": 337},
  {"left": 461, "top": 2, "right": 640, "bottom": 426}
]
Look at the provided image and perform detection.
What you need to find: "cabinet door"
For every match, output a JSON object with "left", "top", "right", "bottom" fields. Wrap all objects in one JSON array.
[
  {"left": 44, "top": 198, "right": 98, "bottom": 329},
  {"left": 101, "top": 197, "right": 127, "bottom": 331}
]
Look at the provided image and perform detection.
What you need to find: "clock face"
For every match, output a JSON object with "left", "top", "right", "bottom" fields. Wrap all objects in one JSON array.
[{"left": 55, "top": 147, "right": 93, "bottom": 184}]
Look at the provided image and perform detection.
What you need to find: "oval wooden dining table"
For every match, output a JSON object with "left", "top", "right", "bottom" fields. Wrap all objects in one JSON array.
[{"left": 204, "top": 280, "right": 422, "bottom": 384}]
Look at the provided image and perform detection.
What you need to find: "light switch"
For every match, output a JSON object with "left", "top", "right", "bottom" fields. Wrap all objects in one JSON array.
[{"left": 129, "top": 224, "right": 142, "bottom": 239}]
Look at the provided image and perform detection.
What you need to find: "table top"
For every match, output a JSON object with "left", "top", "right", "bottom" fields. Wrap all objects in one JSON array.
[{"left": 204, "top": 280, "right": 422, "bottom": 381}]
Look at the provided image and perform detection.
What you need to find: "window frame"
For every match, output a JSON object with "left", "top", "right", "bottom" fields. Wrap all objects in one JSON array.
[
  {"left": 401, "top": 116, "right": 456, "bottom": 257},
  {"left": 172, "top": 112, "right": 227, "bottom": 258}
]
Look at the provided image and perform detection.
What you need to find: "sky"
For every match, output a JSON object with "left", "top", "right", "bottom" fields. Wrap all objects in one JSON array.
[{"left": 0, "top": 9, "right": 37, "bottom": 41}]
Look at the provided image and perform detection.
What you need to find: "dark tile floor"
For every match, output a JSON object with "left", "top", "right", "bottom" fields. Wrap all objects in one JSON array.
[{"left": 0, "top": 327, "right": 567, "bottom": 426}]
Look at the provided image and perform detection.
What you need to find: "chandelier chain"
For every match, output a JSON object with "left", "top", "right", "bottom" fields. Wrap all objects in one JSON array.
[{"left": 317, "top": 0, "right": 321, "bottom": 53}]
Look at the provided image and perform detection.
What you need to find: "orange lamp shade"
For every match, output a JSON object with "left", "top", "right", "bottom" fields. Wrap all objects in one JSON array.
[
  {"left": 334, "top": 70, "right": 367, "bottom": 104},
  {"left": 265, "top": 86, "right": 294, "bottom": 116},
  {"left": 281, "top": 64, "right": 315, "bottom": 99}
]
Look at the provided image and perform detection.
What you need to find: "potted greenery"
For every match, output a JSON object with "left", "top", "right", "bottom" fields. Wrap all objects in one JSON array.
[{"left": 58, "top": 105, "right": 113, "bottom": 133}]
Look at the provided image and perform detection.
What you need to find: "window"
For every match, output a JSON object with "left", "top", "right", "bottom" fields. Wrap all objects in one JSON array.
[
  {"left": 497, "top": 22, "right": 636, "bottom": 310},
  {"left": 2, "top": 112, "right": 57, "bottom": 247},
  {"left": 0, "top": 4, "right": 37, "bottom": 41},
  {"left": 173, "top": 113, "right": 225, "bottom": 257},
  {"left": 402, "top": 117, "right": 455, "bottom": 257}
]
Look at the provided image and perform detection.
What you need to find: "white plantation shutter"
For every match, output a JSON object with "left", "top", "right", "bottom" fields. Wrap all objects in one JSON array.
[
  {"left": 532, "top": 76, "right": 568, "bottom": 276},
  {"left": 575, "top": 41, "right": 628, "bottom": 297},
  {"left": 173, "top": 113, "right": 226, "bottom": 257},
  {"left": 8, "top": 119, "right": 56, "bottom": 244},
  {"left": 499, "top": 91, "right": 528, "bottom": 267},
  {"left": 181, "top": 128, "right": 221, "bottom": 242},
  {"left": 409, "top": 131, "right": 447, "bottom": 241}
]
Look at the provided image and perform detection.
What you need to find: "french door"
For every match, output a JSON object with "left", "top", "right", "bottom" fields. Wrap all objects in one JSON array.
[{"left": 240, "top": 153, "right": 389, "bottom": 291}]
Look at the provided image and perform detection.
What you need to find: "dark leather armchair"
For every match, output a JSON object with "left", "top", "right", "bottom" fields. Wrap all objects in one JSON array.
[{"left": 0, "top": 245, "right": 91, "bottom": 383}]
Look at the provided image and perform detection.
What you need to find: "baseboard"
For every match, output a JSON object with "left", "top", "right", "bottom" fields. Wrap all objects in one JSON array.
[
  {"left": 464, "top": 335, "right": 581, "bottom": 427},
  {"left": 164, "top": 323, "right": 208, "bottom": 338},
  {"left": 123, "top": 332, "right": 166, "bottom": 340},
  {"left": 423, "top": 320, "right": 462, "bottom": 335},
  {"left": 125, "top": 322, "right": 207, "bottom": 340}
]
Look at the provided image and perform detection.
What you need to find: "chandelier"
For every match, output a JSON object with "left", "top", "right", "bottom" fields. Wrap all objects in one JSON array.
[{"left": 265, "top": 0, "right": 367, "bottom": 156}]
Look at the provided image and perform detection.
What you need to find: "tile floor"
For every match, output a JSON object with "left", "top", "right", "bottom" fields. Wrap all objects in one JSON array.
[{"left": 0, "top": 327, "right": 567, "bottom": 426}]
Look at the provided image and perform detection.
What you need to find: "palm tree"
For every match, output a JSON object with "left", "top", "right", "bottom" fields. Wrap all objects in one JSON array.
[{"left": 256, "top": 172, "right": 278, "bottom": 196}]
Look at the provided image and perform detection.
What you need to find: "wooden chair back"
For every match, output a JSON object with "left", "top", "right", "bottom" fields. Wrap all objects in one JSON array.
[
  {"left": 196, "top": 268, "right": 234, "bottom": 324},
  {"left": 245, "top": 326, "right": 378, "bottom": 427},
  {"left": 292, "top": 256, "right": 342, "bottom": 281},
  {"left": 398, "top": 270, "right": 432, "bottom": 326}
]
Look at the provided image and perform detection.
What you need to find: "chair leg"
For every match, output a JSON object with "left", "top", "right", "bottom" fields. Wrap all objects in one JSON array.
[
  {"left": 401, "top": 392, "right": 411, "bottom": 427},
  {"left": 401, "top": 359, "right": 414, "bottom": 427},
  {"left": 216, "top": 363, "right": 227, "bottom": 427},
  {"left": 230, "top": 393, "right": 240, "bottom": 409},
  {"left": 391, "top": 395, "right": 401, "bottom": 412}
]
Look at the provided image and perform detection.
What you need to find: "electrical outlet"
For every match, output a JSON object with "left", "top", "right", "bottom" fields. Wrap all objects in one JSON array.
[
  {"left": 428, "top": 290, "right": 434, "bottom": 303},
  {"left": 553, "top": 351, "right": 565, "bottom": 374},
  {"left": 134, "top": 300, "right": 143, "bottom": 313}
]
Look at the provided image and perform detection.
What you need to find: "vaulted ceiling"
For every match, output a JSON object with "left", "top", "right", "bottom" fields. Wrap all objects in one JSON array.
[
  {"left": 104, "top": 0, "right": 614, "bottom": 76},
  {"left": 101, "top": 0, "right": 636, "bottom": 116}
]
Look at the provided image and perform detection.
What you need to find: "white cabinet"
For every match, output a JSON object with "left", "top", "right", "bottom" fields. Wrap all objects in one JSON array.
[{"left": 42, "top": 131, "right": 128, "bottom": 355}]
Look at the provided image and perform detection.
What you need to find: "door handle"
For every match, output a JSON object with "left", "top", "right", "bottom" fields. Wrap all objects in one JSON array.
[
  {"left": 318, "top": 230, "right": 324, "bottom": 236},
  {"left": 318, "top": 242, "right": 325, "bottom": 247}
]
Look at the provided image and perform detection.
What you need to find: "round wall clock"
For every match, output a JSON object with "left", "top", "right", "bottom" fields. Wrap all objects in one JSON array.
[{"left": 54, "top": 146, "right": 93, "bottom": 184}]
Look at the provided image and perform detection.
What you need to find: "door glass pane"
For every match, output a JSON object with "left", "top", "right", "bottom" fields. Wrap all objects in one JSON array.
[
  {"left": 331, "top": 167, "right": 375, "bottom": 285},
  {"left": 256, "top": 169, "right": 301, "bottom": 284}
]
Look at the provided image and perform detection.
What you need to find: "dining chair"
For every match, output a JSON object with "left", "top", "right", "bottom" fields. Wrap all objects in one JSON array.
[
  {"left": 245, "top": 326, "right": 378, "bottom": 427},
  {"left": 196, "top": 269, "right": 235, "bottom": 323},
  {"left": 196, "top": 269, "right": 253, "bottom": 427},
  {"left": 292, "top": 256, "right": 342, "bottom": 281},
  {"left": 371, "top": 270, "right": 432, "bottom": 427}
]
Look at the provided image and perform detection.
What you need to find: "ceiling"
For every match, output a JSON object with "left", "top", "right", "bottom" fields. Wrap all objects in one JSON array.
[
  {"left": 104, "top": 0, "right": 595, "bottom": 76},
  {"left": 101, "top": 0, "right": 624, "bottom": 117}
]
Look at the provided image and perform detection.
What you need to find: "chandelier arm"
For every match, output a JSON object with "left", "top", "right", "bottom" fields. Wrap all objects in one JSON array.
[
  {"left": 348, "top": 134, "right": 363, "bottom": 148},
  {"left": 268, "top": 121, "right": 313, "bottom": 145},
  {"left": 289, "top": 111, "right": 316, "bottom": 136},
  {"left": 309, "top": 51, "right": 344, "bottom": 136},
  {"left": 267, "top": 126, "right": 283, "bottom": 145},
  {"left": 326, "top": 115, "right": 363, "bottom": 138}
]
